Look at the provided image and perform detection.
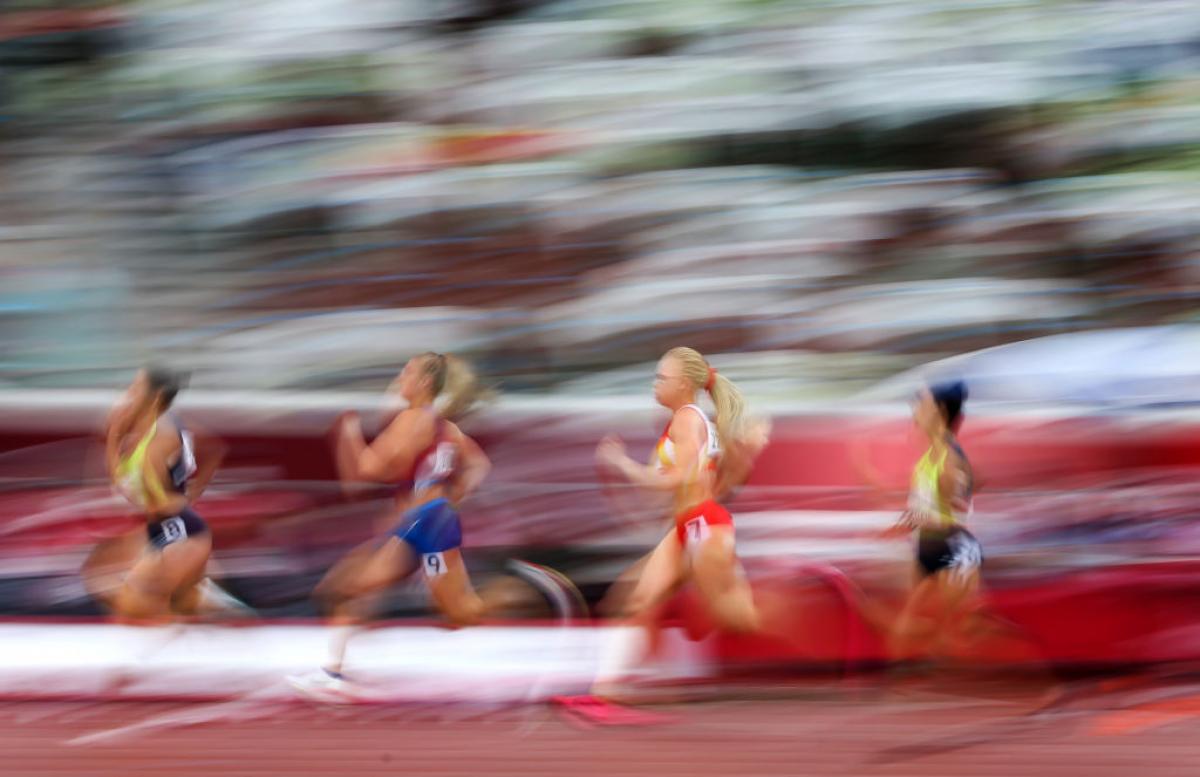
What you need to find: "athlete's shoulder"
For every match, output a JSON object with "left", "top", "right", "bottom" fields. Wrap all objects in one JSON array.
[
  {"left": 669, "top": 404, "right": 707, "bottom": 432},
  {"left": 439, "top": 418, "right": 467, "bottom": 442},
  {"left": 386, "top": 406, "right": 437, "bottom": 430}
]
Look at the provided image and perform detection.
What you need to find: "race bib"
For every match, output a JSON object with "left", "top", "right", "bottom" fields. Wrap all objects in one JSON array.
[
  {"left": 160, "top": 516, "right": 187, "bottom": 545},
  {"left": 684, "top": 515, "right": 711, "bottom": 549},
  {"left": 422, "top": 552, "right": 448, "bottom": 578},
  {"left": 947, "top": 534, "right": 982, "bottom": 578}
]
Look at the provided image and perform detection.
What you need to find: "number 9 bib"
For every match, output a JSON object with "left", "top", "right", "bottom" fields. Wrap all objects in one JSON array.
[{"left": 423, "top": 552, "right": 448, "bottom": 578}]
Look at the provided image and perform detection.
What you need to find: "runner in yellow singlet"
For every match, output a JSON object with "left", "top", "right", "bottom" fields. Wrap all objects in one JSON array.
[{"left": 97, "top": 367, "right": 226, "bottom": 622}]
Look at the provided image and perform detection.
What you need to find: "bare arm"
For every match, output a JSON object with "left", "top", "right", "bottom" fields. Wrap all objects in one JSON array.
[
  {"left": 939, "top": 448, "right": 972, "bottom": 515},
  {"left": 715, "top": 417, "right": 770, "bottom": 500},
  {"left": 144, "top": 427, "right": 188, "bottom": 517},
  {"left": 183, "top": 420, "right": 227, "bottom": 503},
  {"left": 104, "top": 392, "right": 137, "bottom": 481},
  {"left": 447, "top": 426, "right": 491, "bottom": 506},
  {"left": 598, "top": 410, "right": 705, "bottom": 493},
  {"left": 335, "top": 409, "right": 434, "bottom": 484}
]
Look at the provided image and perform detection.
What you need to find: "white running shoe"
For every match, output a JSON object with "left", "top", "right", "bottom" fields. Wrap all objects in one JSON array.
[
  {"left": 198, "top": 578, "right": 257, "bottom": 618},
  {"left": 287, "top": 668, "right": 355, "bottom": 702}
]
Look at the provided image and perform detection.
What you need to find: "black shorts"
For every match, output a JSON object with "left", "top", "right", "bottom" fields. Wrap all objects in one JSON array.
[
  {"left": 916, "top": 526, "right": 982, "bottom": 578},
  {"left": 146, "top": 508, "right": 209, "bottom": 551}
]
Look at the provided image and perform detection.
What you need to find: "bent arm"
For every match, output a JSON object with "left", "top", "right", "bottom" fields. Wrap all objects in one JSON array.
[
  {"left": 183, "top": 420, "right": 226, "bottom": 502},
  {"left": 104, "top": 395, "right": 137, "bottom": 481},
  {"left": 611, "top": 412, "right": 705, "bottom": 493},
  {"left": 336, "top": 409, "right": 432, "bottom": 484},
  {"left": 448, "top": 427, "right": 491, "bottom": 505},
  {"left": 144, "top": 430, "right": 188, "bottom": 517}
]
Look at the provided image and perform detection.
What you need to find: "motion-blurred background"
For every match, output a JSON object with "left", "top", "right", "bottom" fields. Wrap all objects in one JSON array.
[
  {"left": 2, "top": 0, "right": 1200, "bottom": 668},
  {"left": 4, "top": 0, "right": 1200, "bottom": 393}
]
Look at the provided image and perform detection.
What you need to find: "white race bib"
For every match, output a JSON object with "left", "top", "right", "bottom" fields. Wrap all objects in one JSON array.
[
  {"left": 683, "top": 515, "right": 711, "bottom": 550},
  {"left": 160, "top": 516, "right": 187, "bottom": 544},
  {"left": 422, "top": 552, "right": 448, "bottom": 578}
]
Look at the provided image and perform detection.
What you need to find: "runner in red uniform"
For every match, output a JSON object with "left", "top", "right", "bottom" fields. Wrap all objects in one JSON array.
[{"left": 559, "top": 346, "right": 769, "bottom": 723}]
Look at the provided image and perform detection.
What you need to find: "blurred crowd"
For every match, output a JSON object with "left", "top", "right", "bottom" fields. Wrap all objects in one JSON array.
[{"left": 1, "top": 0, "right": 1199, "bottom": 398}]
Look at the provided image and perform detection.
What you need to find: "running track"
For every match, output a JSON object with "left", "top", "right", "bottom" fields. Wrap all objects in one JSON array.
[{"left": 4, "top": 677, "right": 1198, "bottom": 776}]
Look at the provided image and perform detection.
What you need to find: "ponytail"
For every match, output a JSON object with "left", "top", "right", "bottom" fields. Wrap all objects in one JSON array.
[
  {"left": 664, "top": 346, "right": 748, "bottom": 446},
  {"left": 421, "top": 352, "right": 491, "bottom": 421},
  {"left": 664, "top": 346, "right": 766, "bottom": 496},
  {"left": 707, "top": 370, "right": 747, "bottom": 451}
]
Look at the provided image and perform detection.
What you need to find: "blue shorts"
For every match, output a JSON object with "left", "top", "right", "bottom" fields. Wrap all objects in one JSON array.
[{"left": 392, "top": 498, "right": 462, "bottom": 555}]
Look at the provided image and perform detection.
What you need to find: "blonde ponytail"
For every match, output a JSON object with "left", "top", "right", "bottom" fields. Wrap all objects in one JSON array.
[
  {"left": 664, "top": 346, "right": 748, "bottom": 446},
  {"left": 707, "top": 371, "right": 747, "bottom": 450},
  {"left": 421, "top": 352, "right": 491, "bottom": 421}
]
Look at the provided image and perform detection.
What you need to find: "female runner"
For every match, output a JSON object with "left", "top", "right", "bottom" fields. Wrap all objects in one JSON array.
[
  {"left": 289, "top": 351, "right": 494, "bottom": 697},
  {"left": 98, "top": 367, "right": 226, "bottom": 621},
  {"left": 855, "top": 381, "right": 1063, "bottom": 711},
  {"left": 855, "top": 381, "right": 1014, "bottom": 665},
  {"left": 889, "top": 381, "right": 984, "bottom": 661},
  {"left": 560, "top": 346, "right": 768, "bottom": 720}
]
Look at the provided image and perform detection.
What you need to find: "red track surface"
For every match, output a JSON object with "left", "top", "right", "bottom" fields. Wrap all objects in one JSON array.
[{"left": 4, "top": 677, "right": 1198, "bottom": 776}]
